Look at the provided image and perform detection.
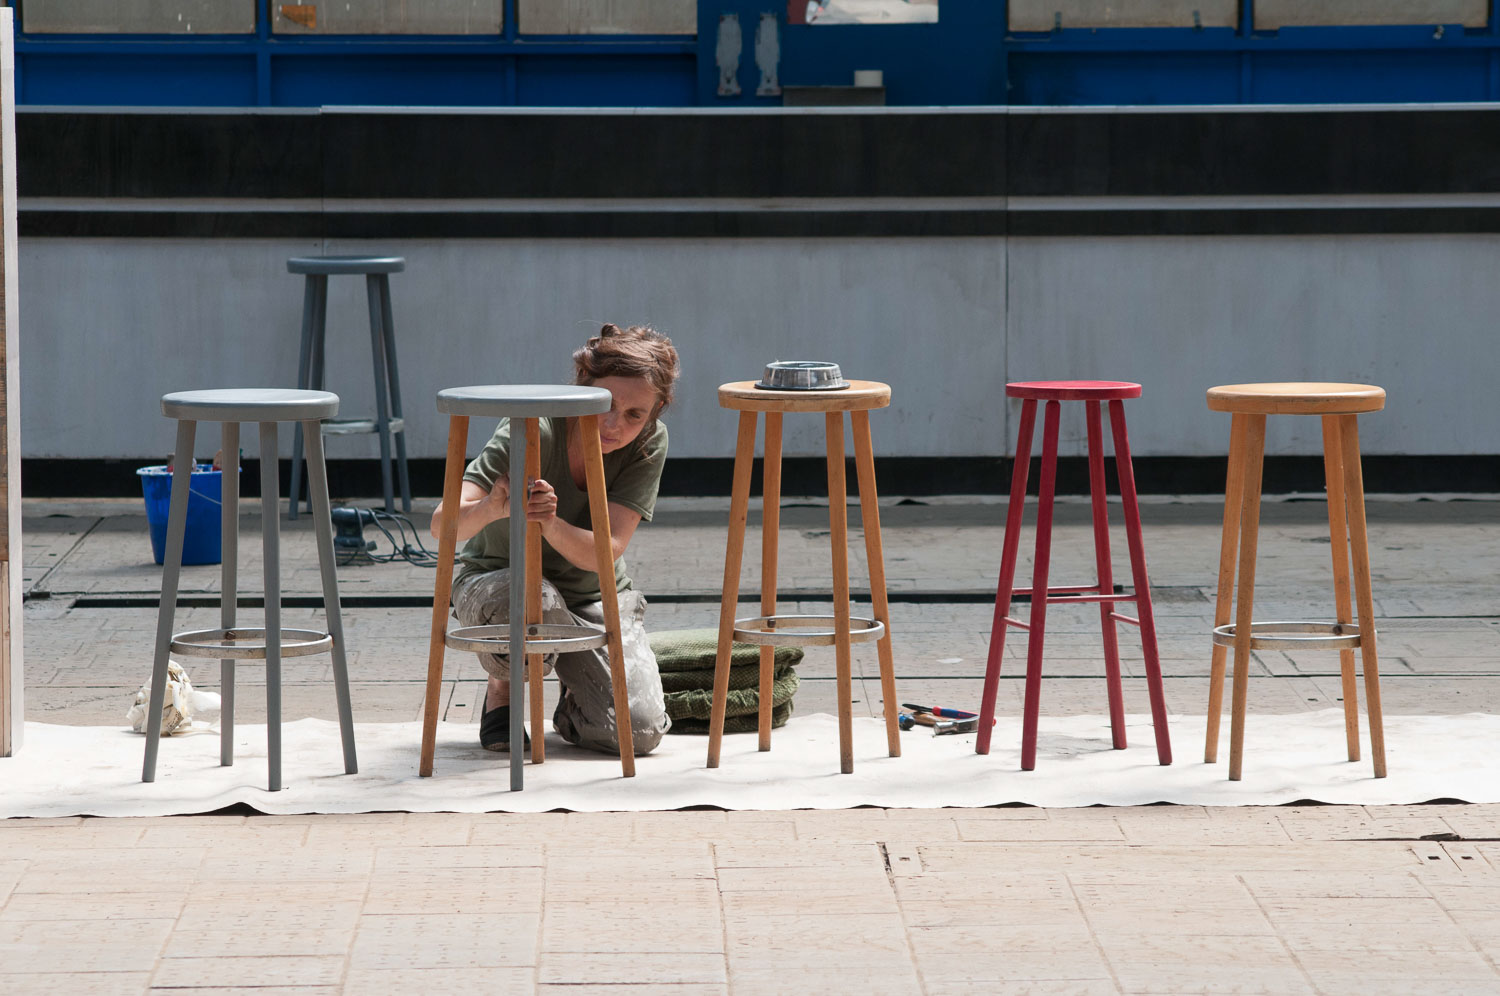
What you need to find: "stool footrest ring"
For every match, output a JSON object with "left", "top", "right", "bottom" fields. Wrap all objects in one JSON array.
[
  {"left": 170, "top": 627, "right": 333, "bottom": 660},
  {"left": 445, "top": 623, "right": 608, "bottom": 655},
  {"left": 732, "top": 613, "right": 885, "bottom": 647},
  {"left": 1212, "top": 620, "right": 1363, "bottom": 651}
]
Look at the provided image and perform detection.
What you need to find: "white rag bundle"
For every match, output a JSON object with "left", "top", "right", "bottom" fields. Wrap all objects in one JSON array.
[{"left": 127, "top": 660, "right": 222, "bottom": 735}]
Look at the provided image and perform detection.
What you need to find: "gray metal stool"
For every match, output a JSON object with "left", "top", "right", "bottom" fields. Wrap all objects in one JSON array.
[
  {"left": 287, "top": 255, "right": 411, "bottom": 519},
  {"left": 418, "top": 385, "right": 636, "bottom": 791},
  {"left": 142, "top": 389, "right": 358, "bottom": 792}
]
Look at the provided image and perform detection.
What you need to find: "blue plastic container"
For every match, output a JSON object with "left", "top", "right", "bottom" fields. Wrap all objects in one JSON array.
[{"left": 137, "top": 465, "right": 226, "bottom": 566}]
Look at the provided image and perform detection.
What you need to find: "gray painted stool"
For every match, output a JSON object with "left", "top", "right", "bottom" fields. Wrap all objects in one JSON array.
[
  {"left": 287, "top": 255, "right": 411, "bottom": 519},
  {"left": 418, "top": 385, "right": 637, "bottom": 791},
  {"left": 142, "top": 389, "right": 358, "bottom": 792}
]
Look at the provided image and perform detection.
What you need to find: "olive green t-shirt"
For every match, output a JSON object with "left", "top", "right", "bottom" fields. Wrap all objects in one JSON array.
[{"left": 454, "top": 416, "right": 667, "bottom": 607}]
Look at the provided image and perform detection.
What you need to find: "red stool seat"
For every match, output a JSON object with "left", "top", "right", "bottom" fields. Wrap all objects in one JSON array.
[
  {"left": 1007, "top": 380, "right": 1142, "bottom": 401},
  {"left": 977, "top": 382, "right": 1172, "bottom": 770}
]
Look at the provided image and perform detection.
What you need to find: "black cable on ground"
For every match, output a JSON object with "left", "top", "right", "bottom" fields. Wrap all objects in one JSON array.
[{"left": 334, "top": 506, "right": 454, "bottom": 569}]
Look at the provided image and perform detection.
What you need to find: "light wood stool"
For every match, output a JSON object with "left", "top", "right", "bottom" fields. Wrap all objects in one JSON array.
[
  {"left": 705, "top": 380, "right": 901, "bottom": 775},
  {"left": 418, "top": 385, "right": 636, "bottom": 790},
  {"left": 1205, "top": 382, "right": 1388, "bottom": 780}
]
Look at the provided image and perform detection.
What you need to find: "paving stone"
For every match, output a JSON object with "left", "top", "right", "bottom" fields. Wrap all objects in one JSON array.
[
  {"left": 537, "top": 950, "right": 726, "bottom": 984},
  {"left": 149, "top": 954, "right": 345, "bottom": 988},
  {"left": 0, "top": 917, "right": 175, "bottom": 972},
  {"left": 0, "top": 973, "right": 151, "bottom": 996},
  {"left": 349, "top": 913, "right": 538, "bottom": 969}
]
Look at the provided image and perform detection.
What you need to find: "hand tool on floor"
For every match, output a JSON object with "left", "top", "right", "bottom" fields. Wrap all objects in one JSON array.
[
  {"left": 898, "top": 711, "right": 982, "bottom": 735},
  {"left": 902, "top": 702, "right": 980, "bottom": 720}
]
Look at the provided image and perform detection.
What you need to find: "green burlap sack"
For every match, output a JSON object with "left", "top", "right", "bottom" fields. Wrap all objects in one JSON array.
[
  {"left": 651, "top": 628, "right": 803, "bottom": 672},
  {"left": 649, "top": 628, "right": 802, "bottom": 735}
]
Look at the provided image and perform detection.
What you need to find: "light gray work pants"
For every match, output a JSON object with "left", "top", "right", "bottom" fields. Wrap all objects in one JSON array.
[{"left": 451, "top": 568, "right": 670, "bottom": 755}]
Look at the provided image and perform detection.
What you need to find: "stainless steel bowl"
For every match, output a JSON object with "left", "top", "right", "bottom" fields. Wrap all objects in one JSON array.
[{"left": 753, "top": 360, "right": 849, "bottom": 391}]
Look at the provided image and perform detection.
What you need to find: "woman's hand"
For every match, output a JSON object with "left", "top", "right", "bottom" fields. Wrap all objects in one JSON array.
[
  {"left": 485, "top": 475, "right": 511, "bottom": 510},
  {"left": 526, "top": 479, "right": 558, "bottom": 526}
]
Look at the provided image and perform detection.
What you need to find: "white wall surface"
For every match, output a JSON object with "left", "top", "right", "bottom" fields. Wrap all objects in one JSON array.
[{"left": 17, "top": 233, "right": 1496, "bottom": 463}]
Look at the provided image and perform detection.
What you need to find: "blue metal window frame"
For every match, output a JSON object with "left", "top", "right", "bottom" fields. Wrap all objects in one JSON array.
[
  {"left": 10, "top": 1, "right": 1500, "bottom": 107},
  {"left": 10, "top": 0, "right": 697, "bottom": 106}
]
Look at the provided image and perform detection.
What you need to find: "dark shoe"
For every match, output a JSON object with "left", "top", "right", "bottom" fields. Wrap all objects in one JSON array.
[{"left": 479, "top": 701, "right": 531, "bottom": 753}]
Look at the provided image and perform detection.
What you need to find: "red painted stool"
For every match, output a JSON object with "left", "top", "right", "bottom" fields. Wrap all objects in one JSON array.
[{"left": 976, "top": 381, "right": 1172, "bottom": 770}]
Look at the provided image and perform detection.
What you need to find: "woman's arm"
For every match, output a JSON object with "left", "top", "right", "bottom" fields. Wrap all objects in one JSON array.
[
  {"left": 429, "top": 477, "right": 511, "bottom": 543},
  {"left": 526, "top": 478, "right": 643, "bottom": 571}
]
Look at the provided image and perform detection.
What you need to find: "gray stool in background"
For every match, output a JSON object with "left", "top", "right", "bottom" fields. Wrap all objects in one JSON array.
[
  {"left": 418, "top": 385, "right": 637, "bottom": 791},
  {"left": 142, "top": 389, "right": 358, "bottom": 792},
  {"left": 287, "top": 255, "right": 412, "bottom": 519}
]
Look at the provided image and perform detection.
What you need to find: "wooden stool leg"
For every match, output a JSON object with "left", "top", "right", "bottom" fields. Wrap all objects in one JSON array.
[
  {"left": 259, "top": 421, "right": 284, "bottom": 793},
  {"left": 525, "top": 418, "right": 546, "bottom": 765},
  {"left": 579, "top": 414, "right": 635, "bottom": 777},
  {"left": 977, "top": 399, "right": 1037, "bottom": 756},
  {"left": 420, "top": 415, "right": 469, "bottom": 778},
  {"left": 707, "top": 412, "right": 757, "bottom": 769},
  {"left": 1339, "top": 414, "right": 1387, "bottom": 778},
  {"left": 1228, "top": 414, "right": 1267, "bottom": 781},
  {"left": 1206, "top": 414, "right": 1251, "bottom": 763},
  {"left": 1020, "top": 401, "right": 1061, "bottom": 772},
  {"left": 852, "top": 411, "right": 900, "bottom": 758},
  {"left": 143, "top": 418, "right": 197, "bottom": 783},
  {"left": 219, "top": 421, "right": 239, "bottom": 768},
  {"left": 1321, "top": 415, "right": 1361, "bottom": 763},
  {"left": 1085, "top": 401, "right": 1126, "bottom": 749},
  {"left": 826, "top": 411, "right": 855, "bottom": 774},
  {"left": 759, "top": 413, "right": 783, "bottom": 752},
  {"left": 1109, "top": 400, "right": 1171, "bottom": 765}
]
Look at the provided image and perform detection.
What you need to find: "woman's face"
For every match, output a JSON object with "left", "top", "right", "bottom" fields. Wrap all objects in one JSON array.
[{"left": 592, "top": 375, "right": 659, "bottom": 454}]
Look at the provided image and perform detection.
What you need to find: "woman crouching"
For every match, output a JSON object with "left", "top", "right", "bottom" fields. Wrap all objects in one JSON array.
[{"left": 430, "top": 324, "right": 679, "bottom": 755}]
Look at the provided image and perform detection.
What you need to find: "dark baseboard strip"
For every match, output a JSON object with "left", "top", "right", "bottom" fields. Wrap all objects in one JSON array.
[
  {"left": 27, "top": 206, "right": 1500, "bottom": 239},
  {"left": 63, "top": 588, "right": 1109, "bottom": 609},
  {"left": 24, "top": 455, "right": 1500, "bottom": 500}
]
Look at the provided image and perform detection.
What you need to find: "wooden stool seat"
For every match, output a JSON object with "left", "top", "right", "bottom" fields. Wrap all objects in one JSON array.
[
  {"left": 1206, "top": 382, "right": 1386, "bottom": 415},
  {"left": 976, "top": 381, "right": 1171, "bottom": 770},
  {"left": 717, "top": 379, "right": 891, "bottom": 412},
  {"left": 1205, "top": 381, "right": 1387, "bottom": 780},
  {"left": 1006, "top": 380, "right": 1142, "bottom": 402},
  {"left": 418, "top": 384, "right": 637, "bottom": 790},
  {"left": 706, "top": 379, "right": 901, "bottom": 774}
]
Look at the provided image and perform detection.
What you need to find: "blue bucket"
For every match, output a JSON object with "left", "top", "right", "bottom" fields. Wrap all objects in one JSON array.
[{"left": 137, "top": 465, "right": 226, "bottom": 566}]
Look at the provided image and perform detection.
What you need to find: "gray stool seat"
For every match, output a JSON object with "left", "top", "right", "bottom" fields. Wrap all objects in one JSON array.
[
  {"left": 436, "top": 384, "right": 612, "bottom": 418},
  {"left": 143, "top": 389, "right": 358, "bottom": 792},
  {"left": 162, "top": 388, "right": 340, "bottom": 424},
  {"left": 421, "top": 383, "right": 637, "bottom": 791},
  {"left": 288, "top": 255, "right": 405, "bottom": 276},
  {"left": 288, "top": 254, "right": 411, "bottom": 519}
]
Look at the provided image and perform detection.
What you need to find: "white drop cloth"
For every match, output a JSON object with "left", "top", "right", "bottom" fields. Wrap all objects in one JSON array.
[{"left": 1, "top": 711, "right": 1495, "bottom": 818}]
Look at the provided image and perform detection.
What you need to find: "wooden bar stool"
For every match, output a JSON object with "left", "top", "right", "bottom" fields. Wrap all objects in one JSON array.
[
  {"left": 975, "top": 381, "right": 1172, "bottom": 771},
  {"left": 142, "top": 389, "right": 357, "bottom": 792},
  {"left": 705, "top": 379, "right": 901, "bottom": 775},
  {"left": 1204, "top": 382, "right": 1387, "bottom": 781},
  {"left": 418, "top": 385, "right": 636, "bottom": 791},
  {"left": 287, "top": 255, "right": 411, "bottom": 520}
]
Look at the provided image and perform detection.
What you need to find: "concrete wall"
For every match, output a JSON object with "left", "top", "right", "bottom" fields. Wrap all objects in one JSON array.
[{"left": 19, "top": 233, "right": 1496, "bottom": 463}]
